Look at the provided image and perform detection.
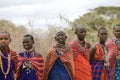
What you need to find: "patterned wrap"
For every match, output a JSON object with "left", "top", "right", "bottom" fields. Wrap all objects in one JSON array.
[
  {"left": 69, "top": 41, "right": 92, "bottom": 80},
  {"left": 16, "top": 51, "right": 44, "bottom": 80},
  {"left": 90, "top": 43, "right": 111, "bottom": 80},
  {"left": 42, "top": 45, "right": 74, "bottom": 80},
  {"left": 107, "top": 39, "right": 118, "bottom": 80}
]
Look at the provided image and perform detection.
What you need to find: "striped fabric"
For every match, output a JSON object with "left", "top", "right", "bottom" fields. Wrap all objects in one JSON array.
[
  {"left": 10, "top": 50, "right": 19, "bottom": 73},
  {"left": 16, "top": 53, "right": 44, "bottom": 80}
]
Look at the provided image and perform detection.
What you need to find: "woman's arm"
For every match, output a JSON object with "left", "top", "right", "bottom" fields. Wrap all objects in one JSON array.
[{"left": 89, "top": 46, "right": 96, "bottom": 61}]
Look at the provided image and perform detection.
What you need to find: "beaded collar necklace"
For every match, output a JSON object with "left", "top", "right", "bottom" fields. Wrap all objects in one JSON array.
[
  {"left": 99, "top": 43, "right": 107, "bottom": 61},
  {"left": 0, "top": 51, "right": 11, "bottom": 79},
  {"left": 54, "top": 44, "right": 70, "bottom": 55},
  {"left": 24, "top": 47, "right": 35, "bottom": 58},
  {"left": 77, "top": 39, "right": 87, "bottom": 55}
]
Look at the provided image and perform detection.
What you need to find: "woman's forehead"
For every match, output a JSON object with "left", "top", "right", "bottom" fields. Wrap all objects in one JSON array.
[
  {"left": 76, "top": 27, "right": 86, "bottom": 32},
  {"left": 0, "top": 33, "right": 10, "bottom": 37},
  {"left": 56, "top": 31, "right": 65, "bottom": 35},
  {"left": 114, "top": 26, "right": 120, "bottom": 30},
  {"left": 23, "top": 37, "right": 31, "bottom": 40}
]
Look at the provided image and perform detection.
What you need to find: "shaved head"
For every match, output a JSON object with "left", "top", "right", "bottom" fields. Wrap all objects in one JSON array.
[
  {"left": 75, "top": 24, "right": 86, "bottom": 33},
  {"left": 56, "top": 30, "right": 65, "bottom": 35},
  {"left": 75, "top": 24, "right": 86, "bottom": 40},
  {"left": 0, "top": 31, "right": 10, "bottom": 38}
]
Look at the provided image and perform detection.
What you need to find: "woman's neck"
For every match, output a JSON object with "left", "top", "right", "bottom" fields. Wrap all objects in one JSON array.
[
  {"left": 116, "top": 38, "right": 120, "bottom": 41},
  {"left": 77, "top": 39, "right": 85, "bottom": 47},
  {"left": 99, "top": 41, "right": 105, "bottom": 46},
  {"left": 25, "top": 47, "right": 35, "bottom": 53},
  {"left": 56, "top": 43, "right": 65, "bottom": 48}
]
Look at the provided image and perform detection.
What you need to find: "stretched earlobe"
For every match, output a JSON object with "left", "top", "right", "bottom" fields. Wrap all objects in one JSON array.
[
  {"left": 97, "top": 34, "right": 99, "bottom": 37},
  {"left": 75, "top": 31, "right": 77, "bottom": 34},
  {"left": 66, "top": 36, "right": 67, "bottom": 39},
  {"left": 32, "top": 41, "right": 34, "bottom": 44},
  {"left": 10, "top": 38, "right": 11, "bottom": 42},
  {"left": 55, "top": 37, "right": 57, "bottom": 41}
]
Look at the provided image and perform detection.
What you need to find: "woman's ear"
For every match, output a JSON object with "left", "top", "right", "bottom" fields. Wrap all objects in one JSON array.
[
  {"left": 32, "top": 41, "right": 34, "bottom": 44},
  {"left": 97, "top": 34, "right": 99, "bottom": 37},
  {"left": 54, "top": 36, "right": 57, "bottom": 41},
  {"left": 75, "top": 31, "right": 77, "bottom": 35},
  {"left": 65, "top": 36, "right": 67, "bottom": 39},
  {"left": 10, "top": 38, "right": 11, "bottom": 42}
]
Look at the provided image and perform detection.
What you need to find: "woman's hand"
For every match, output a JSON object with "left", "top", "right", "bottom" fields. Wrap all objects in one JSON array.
[
  {"left": 23, "top": 61, "right": 33, "bottom": 69},
  {"left": 104, "top": 62, "right": 109, "bottom": 67}
]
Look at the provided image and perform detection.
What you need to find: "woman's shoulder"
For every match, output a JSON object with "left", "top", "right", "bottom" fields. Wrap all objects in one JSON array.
[
  {"left": 18, "top": 52, "right": 25, "bottom": 57},
  {"left": 85, "top": 42, "right": 91, "bottom": 49},
  {"left": 34, "top": 51, "right": 43, "bottom": 57}
]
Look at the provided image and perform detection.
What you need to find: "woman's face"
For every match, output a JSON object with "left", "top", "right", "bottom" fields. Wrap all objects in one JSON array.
[
  {"left": 23, "top": 37, "right": 33, "bottom": 50},
  {"left": 113, "top": 26, "right": 120, "bottom": 39}
]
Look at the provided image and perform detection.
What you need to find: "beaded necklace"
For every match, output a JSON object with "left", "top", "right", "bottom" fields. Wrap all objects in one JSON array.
[
  {"left": 54, "top": 44, "right": 70, "bottom": 56},
  {"left": 24, "top": 51, "right": 35, "bottom": 58},
  {"left": 77, "top": 40, "right": 87, "bottom": 56},
  {"left": 24, "top": 47, "right": 35, "bottom": 58},
  {"left": 99, "top": 43, "right": 107, "bottom": 62},
  {"left": 0, "top": 51, "right": 9, "bottom": 59},
  {"left": 0, "top": 54, "right": 11, "bottom": 79},
  {"left": 22, "top": 49, "right": 35, "bottom": 73}
]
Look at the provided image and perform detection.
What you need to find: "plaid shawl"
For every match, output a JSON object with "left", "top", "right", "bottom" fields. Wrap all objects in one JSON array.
[
  {"left": 69, "top": 41, "right": 92, "bottom": 80},
  {"left": 90, "top": 43, "right": 111, "bottom": 80},
  {"left": 107, "top": 39, "right": 118, "bottom": 80},
  {"left": 90, "top": 60, "right": 111, "bottom": 80},
  {"left": 16, "top": 52, "right": 44, "bottom": 80}
]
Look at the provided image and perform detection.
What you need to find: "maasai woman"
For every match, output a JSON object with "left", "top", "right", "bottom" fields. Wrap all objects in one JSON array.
[
  {"left": 0, "top": 31, "right": 18, "bottom": 80},
  {"left": 107, "top": 24, "right": 120, "bottom": 80},
  {"left": 90, "top": 27, "right": 110, "bottom": 80},
  {"left": 16, "top": 34, "right": 44, "bottom": 80},
  {"left": 43, "top": 30, "right": 74, "bottom": 80},
  {"left": 69, "top": 24, "right": 92, "bottom": 80}
]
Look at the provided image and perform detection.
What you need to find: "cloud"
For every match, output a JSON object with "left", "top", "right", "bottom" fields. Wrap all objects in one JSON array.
[
  {"left": 0, "top": 0, "right": 55, "bottom": 8},
  {"left": 0, "top": 0, "right": 120, "bottom": 29}
]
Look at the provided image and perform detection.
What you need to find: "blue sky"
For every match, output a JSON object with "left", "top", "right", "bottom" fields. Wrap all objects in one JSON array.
[{"left": 0, "top": 0, "right": 120, "bottom": 30}]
